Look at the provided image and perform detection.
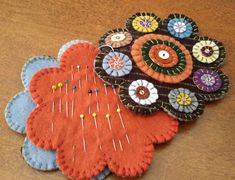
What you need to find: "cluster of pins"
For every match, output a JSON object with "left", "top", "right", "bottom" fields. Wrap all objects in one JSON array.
[
  {"left": 50, "top": 65, "right": 131, "bottom": 155},
  {"left": 104, "top": 83, "right": 131, "bottom": 152}
]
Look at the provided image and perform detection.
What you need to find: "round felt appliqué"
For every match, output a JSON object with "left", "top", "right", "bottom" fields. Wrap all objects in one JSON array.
[
  {"left": 193, "top": 68, "right": 222, "bottom": 92},
  {"left": 102, "top": 52, "right": 132, "bottom": 77},
  {"left": 128, "top": 79, "right": 158, "bottom": 105}
]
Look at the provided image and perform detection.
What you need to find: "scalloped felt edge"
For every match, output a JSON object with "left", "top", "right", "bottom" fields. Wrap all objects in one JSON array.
[
  {"left": 21, "top": 56, "right": 58, "bottom": 89},
  {"left": 4, "top": 90, "right": 34, "bottom": 134},
  {"left": 22, "top": 137, "right": 58, "bottom": 171}
]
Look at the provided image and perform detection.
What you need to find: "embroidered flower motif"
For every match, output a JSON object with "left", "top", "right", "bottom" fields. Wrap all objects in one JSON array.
[
  {"left": 95, "top": 12, "right": 229, "bottom": 121},
  {"left": 104, "top": 30, "right": 133, "bottom": 48},
  {"left": 126, "top": 12, "right": 161, "bottom": 33},
  {"left": 168, "top": 88, "right": 199, "bottom": 113},
  {"left": 165, "top": 14, "right": 198, "bottom": 39},
  {"left": 102, "top": 52, "right": 132, "bottom": 77},
  {"left": 26, "top": 42, "right": 179, "bottom": 180},
  {"left": 193, "top": 68, "right": 222, "bottom": 92},
  {"left": 131, "top": 34, "right": 193, "bottom": 83},
  {"left": 192, "top": 39, "right": 220, "bottom": 63},
  {"left": 168, "top": 18, "right": 192, "bottom": 39},
  {"left": 128, "top": 79, "right": 158, "bottom": 105}
]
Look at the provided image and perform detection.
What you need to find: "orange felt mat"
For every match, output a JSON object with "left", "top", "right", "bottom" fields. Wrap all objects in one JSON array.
[{"left": 26, "top": 43, "right": 179, "bottom": 179}]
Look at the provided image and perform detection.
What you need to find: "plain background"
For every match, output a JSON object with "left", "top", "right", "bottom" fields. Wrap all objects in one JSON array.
[{"left": 0, "top": 0, "right": 235, "bottom": 179}]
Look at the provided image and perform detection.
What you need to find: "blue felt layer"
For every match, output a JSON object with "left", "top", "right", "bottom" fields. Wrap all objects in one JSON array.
[
  {"left": 21, "top": 56, "right": 58, "bottom": 89},
  {"left": 92, "top": 167, "right": 111, "bottom": 180},
  {"left": 22, "top": 137, "right": 58, "bottom": 171},
  {"left": 57, "top": 39, "right": 89, "bottom": 60},
  {"left": 5, "top": 90, "right": 35, "bottom": 134},
  {"left": 5, "top": 42, "right": 111, "bottom": 178}
]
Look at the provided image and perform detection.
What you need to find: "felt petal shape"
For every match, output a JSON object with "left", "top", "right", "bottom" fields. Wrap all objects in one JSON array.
[
  {"left": 27, "top": 42, "right": 178, "bottom": 180},
  {"left": 22, "top": 137, "right": 58, "bottom": 171},
  {"left": 5, "top": 90, "right": 35, "bottom": 134},
  {"left": 21, "top": 56, "right": 58, "bottom": 89},
  {"left": 57, "top": 39, "right": 89, "bottom": 61}
]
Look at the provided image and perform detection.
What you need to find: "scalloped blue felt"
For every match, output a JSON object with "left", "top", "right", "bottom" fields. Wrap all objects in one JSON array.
[
  {"left": 5, "top": 90, "right": 35, "bottom": 134},
  {"left": 5, "top": 56, "right": 58, "bottom": 134},
  {"left": 21, "top": 56, "right": 59, "bottom": 89},
  {"left": 22, "top": 137, "right": 58, "bottom": 171},
  {"left": 5, "top": 43, "right": 111, "bottom": 178}
]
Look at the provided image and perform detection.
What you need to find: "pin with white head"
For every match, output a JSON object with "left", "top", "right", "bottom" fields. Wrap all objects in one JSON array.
[{"left": 76, "top": 65, "right": 80, "bottom": 72}]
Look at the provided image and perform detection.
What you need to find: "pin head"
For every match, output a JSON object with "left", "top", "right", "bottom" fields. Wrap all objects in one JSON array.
[
  {"left": 106, "top": 113, "right": 110, "bottom": 118},
  {"left": 58, "top": 82, "right": 63, "bottom": 88},
  {"left": 92, "top": 112, "right": 97, "bottom": 117},
  {"left": 88, "top": 89, "right": 92, "bottom": 94},
  {"left": 94, "top": 88, "right": 98, "bottom": 93},
  {"left": 117, "top": 108, "right": 121, "bottom": 113},
  {"left": 104, "top": 83, "right": 108, "bottom": 87},
  {"left": 72, "top": 85, "right": 77, "bottom": 91},
  {"left": 52, "top": 85, "right": 57, "bottom": 90},
  {"left": 80, "top": 114, "right": 84, "bottom": 119},
  {"left": 65, "top": 80, "right": 69, "bottom": 84},
  {"left": 112, "top": 85, "right": 115, "bottom": 89},
  {"left": 77, "top": 65, "right": 80, "bottom": 69}
]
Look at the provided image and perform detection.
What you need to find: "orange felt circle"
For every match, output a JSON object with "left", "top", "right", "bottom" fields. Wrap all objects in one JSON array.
[
  {"left": 149, "top": 44, "right": 178, "bottom": 67},
  {"left": 131, "top": 34, "right": 193, "bottom": 83}
]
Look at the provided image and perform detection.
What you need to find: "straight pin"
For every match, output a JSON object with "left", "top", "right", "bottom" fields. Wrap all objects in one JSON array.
[
  {"left": 78, "top": 79, "right": 81, "bottom": 89},
  {"left": 82, "top": 137, "right": 87, "bottom": 152},
  {"left": 58, "top": 82, "right": 63, "bottom": 113},
  {"left": 94, "top": 88, "right": 100, "bottom": 112},
  {"left": 77, "top": 65, "right": 80, "bottom": 72},
  {"left": 118, "top": 140, "right": 123, "bottom": 151},
  {"left": 106, "top": 114, "right": 112, "bottom": 130},
  {"left": 80, "top": 114, "right": 86, "bottom": 152},
  {"left": 112, "top": 139, "right": 117, "bottom": 152},
  {"left": 112, "top": 85, "right": 117, "bottom": 95},
  {"left": 51, "top": 85, "right": 56, "bottom": 112},
  {"left": 65, "top": 80, "right": 69, "bottom": 118},
  {"left": 117, "top": 107, "right": 131, "bottom": 144},
  {"left": 88, "top": 89, "right": 92, "bottom": 115},
  {"left": 92, "top": 112, "right": 102, "bottom": 151},
  {"left": 104, "top": 83, "right": 108, "bottom": 95},
  {"left": 71, "top": 86, "right": 76, "bottom": 119}
]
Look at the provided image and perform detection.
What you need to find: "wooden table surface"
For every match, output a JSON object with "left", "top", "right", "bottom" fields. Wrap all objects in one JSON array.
[{"left": 0, "top": 0, "right": 235, "bottom": 179}]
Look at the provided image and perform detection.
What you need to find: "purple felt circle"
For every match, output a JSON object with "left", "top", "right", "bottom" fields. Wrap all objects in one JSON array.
[{"left": 193, "top": 68, "right": 222, "bottom": 92}]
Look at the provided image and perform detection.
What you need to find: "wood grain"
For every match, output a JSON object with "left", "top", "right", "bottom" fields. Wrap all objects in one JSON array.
[{"left": 0, "top": 0, "right": 235, "bottom": 179}]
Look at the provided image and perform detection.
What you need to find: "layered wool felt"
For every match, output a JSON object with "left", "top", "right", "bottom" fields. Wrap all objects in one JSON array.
[
  {"left": 95, "top": 12, "right": 229, "bottom": 121},
  {"left": 5, "top": 56, "right": 58, "bottom": 134},
  {"left": 5, "top": 52, "right": 111, "bottom": 179},
  {"left": 26, "top": 42, "right": 179, "bottom": 179},
  {"left": 22, "top": 137, "right": 58, "bottom": 170}
]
